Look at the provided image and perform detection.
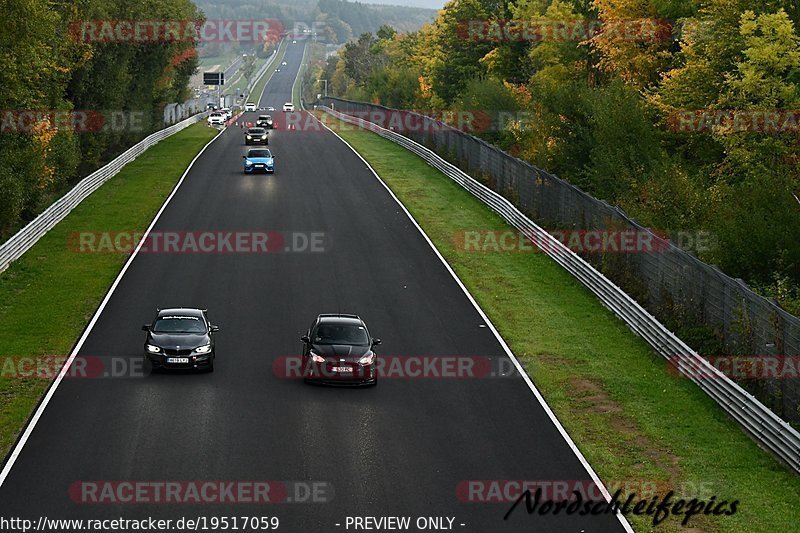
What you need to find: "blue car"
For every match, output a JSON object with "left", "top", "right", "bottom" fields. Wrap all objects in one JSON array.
[{"left": 243, "top": 148, "right": 275, "bottom": 174}]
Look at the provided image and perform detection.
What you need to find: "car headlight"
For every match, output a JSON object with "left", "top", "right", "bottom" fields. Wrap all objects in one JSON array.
[
  {"left": 245, "top": 160, "right": 253, "bottom": 166},
  {"left": 146, "top": 344, "right": 162, "bottom": 354},
  {"left": 246, "top": 135, "right": 252, "bottom": 138},
  {"left": 358, "top": 352, "right": 375, "bottom": 365},
  {"left": 193, "top": 344, "right": 212, "bottom": 354},
  {"left": 310, "top": 352, "right": 325, "bottom": 363}
]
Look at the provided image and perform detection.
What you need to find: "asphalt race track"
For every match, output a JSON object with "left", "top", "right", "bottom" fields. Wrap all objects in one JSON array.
[{"left": 0, "top": 39, "right": 628, "bottom": 532}]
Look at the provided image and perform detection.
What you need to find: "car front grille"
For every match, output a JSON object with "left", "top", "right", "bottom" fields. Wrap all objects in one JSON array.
[{"left": 164, "top": 348, "right": 192, "bottom": 356}]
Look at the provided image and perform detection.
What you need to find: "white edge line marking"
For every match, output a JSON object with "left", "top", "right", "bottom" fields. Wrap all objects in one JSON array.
[
  {"left": 311, "top": 110, "right": 634, "bottom": 533},
  {"left": 0, "top": 127, "right": 224, "bottom": 487},
  {"left": 291, "top": 41, "right": 309, "bottom": 107}
]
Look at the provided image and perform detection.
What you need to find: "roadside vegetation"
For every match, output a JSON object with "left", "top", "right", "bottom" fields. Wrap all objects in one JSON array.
[
  {"left": 0, "top": 0, "right": 206, "bottom": 241},
  {"left": 320, "top": 111, "right": 800, "bottom": 532},
  {"left": 312, "top": 0, "right": 800, "bottom": 315},
  {"left": 0, "top": 123, "right": 217, "bottom": 461}
]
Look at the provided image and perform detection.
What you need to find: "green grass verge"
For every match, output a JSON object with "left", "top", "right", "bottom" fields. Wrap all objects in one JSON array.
[
  {"left": 249, "top": 41, "right": 288, "bottom": 105},
  {"left": 321, "top": 113, "right": 800, "bottom": 532},
  {"left": 198, "top": 55, "right": 226, "bottom": 68},
  {"left": 0, "top": 122, "right": 218, "bottom": 459},
  {"left": 292, "top": 42, "right": 309, "bottom": 107},
  {"left": 223, "top": 56, "right": 266, "bottom": 96}
]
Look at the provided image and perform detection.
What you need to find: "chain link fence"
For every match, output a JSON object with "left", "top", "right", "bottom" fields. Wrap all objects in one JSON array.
[{"left": 320, "top": 96, "right": 800, "bottom": 424}]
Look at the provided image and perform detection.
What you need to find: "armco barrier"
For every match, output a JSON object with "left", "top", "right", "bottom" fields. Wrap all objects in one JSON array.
[
  {"left": 320, "top": 105, "right": 800, "bottom": 475},
  {"left": 319, "top": 97, "right": 800, "bottom": 427},
  {"left": 0, "top": 111, "right": 209, "bottom": 273}
]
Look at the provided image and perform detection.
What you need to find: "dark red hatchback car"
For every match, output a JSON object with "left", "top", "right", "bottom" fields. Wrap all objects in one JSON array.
[{"left": 300, "top": 314, "right": 381, "bottom": 386}]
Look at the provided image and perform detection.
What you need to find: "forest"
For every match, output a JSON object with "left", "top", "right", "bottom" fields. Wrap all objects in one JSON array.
[
  {"left": 1, "top": 0, "right": 201, "bottom": 238},
  {"left": 318, "top": 0, "right": 800, "bottom": 313}
]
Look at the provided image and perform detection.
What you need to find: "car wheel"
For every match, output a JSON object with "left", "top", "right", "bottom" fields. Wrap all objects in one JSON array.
[{"left": 206, "top": 356, "right": 215, "bottom": 373}]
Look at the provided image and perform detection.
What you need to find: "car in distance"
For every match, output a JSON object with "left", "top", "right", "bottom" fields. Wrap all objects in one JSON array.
[
  {"left": 267, "top": 106, "right": 275, "bottom": 112},
  {"left": 142, "top": 308, "right": 218, "bottom": 372},
  {"left": 243, "top": 148, "right": 275, "bottom": 174},
  {"left": 220, "top": 107, "right": 232, "bottom": 120},
  {"left": 256, "top": 115, "right": 274, "bottom": 128},
  {"left": 245, "top": 127, "right": 268, "bottom": 145},
  {"left": 245, "top": 102, "right": 257, "bottom": 112},
  {"left": 281, "top": 61, "right": 287, "bottom": 66},
  {"left": 207, "top": 112, "right": 225, "bottom": 126},
  {"left": 301, "top": 314, "right": 380, "bottom": 386},
  {"left": 283, "top": 102, "right": 294, "bottom": 112}
]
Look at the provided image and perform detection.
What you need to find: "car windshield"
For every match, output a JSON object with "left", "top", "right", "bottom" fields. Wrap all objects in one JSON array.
[
  {"left": 152, "top": 315, "right": 206, "bottom": 334},
  {"left": 248, "top": 149, "right": 272, "bottom": 158},
  {"left": 313, "top": 324, "right": 370, "bottom": 346},
  {"left": 258, "top": 116, "right": 268, "bottom": 120},
  {"left": 248, "top": 128, "right": 265, "bottom": 134}
]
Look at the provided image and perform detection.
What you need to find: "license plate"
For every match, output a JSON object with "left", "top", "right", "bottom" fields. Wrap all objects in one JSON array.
[
  {"left": 332, "top": 366, "right": 352, "bottom": 372},
  {"left": 167, "top": 357, "right": 189, "bottom": 363},
  {"left": 255, "top": 164, "right": 264, "bottom": 168}
]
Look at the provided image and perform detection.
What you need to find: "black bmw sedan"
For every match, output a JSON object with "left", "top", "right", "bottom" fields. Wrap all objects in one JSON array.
[{"left": 142, "top": 308, "right": 218, "bottom": 372}]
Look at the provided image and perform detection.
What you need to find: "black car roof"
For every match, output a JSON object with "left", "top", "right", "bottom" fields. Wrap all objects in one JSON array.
[
  {"left": 157, "top": 308, "right": 204, "bottom": 317},
  {"left": 317, "top": 313, "right": 362, "bottom": 325}
]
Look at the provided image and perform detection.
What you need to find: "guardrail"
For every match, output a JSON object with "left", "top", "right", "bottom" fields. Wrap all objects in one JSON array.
[
  {"left": 320, "top": 105, "right": 800, "bottom": 475},
  {"left": 0, "top": 111, "right": 209, "bottom": 273}
]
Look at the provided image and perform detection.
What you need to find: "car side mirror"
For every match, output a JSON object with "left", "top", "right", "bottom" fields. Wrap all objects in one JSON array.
[
  {"left": 242, "top": 155, "right": 246, "bottom": 159},
  {"left": 301, "top": 335, "right": 310, "bottom": 343},
  {"left": 209, "top": 325, "right": 220, "bottom": 332},
  {"left": 372, "top": 339, "right": 382, "bottom": 346},
  {"left": 142, "top": 325, "right": 150, "bottom": 331}
]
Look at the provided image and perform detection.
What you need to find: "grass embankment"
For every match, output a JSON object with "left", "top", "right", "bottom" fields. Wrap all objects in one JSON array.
[
  {"left": 319, "top": 112, "right": 800, "bottom": 532},
  {"left": 0, "top": 122, "right": 218, "bottom": 459},
  {"left": 222, "top": 58, "right": 261, "bottom": 96}
]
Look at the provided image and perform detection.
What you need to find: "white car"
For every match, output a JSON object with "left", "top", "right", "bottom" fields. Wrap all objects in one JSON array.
[
  {"left": 267, "top": 106, "right": 275, "bottom": 112},
  {"left": 292, "top": 40, "right": 297, "bottom": 44},
  {"left": 281, "top": 61, "right": 287, "bottom": 66},
  {"left": 220, "top": 107, "right": 232, "bottom": 119},
  {"left": 207, "top": 112, "right": 225, "bottom": 126},
  {"left": 283, "top": 102, "right": 294, "bottom": 112},
  {"left": 245, "top": 102, "right": 257, "bottom": 112}
]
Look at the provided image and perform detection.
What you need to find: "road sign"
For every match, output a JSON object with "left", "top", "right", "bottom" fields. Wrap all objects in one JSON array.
[{"left": 203, "top": 72, "right": 224, "bottom": 86}]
